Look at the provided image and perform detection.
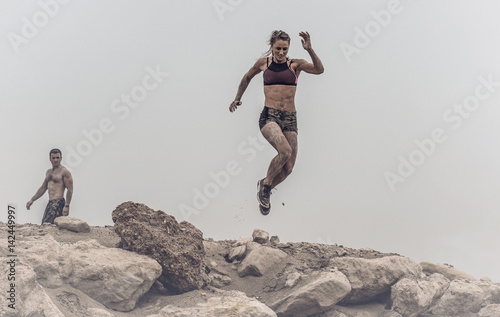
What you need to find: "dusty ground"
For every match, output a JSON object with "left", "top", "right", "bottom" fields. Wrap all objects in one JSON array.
[
  {"left": 16, "top": 223, "right": 121, "bottom": 248},
  {"left": 15, "top": 222, "right": 399, "bottom": 316}
]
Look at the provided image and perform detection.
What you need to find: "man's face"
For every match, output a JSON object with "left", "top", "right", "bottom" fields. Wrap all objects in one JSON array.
[{"left": 50, "top": 153, "right": 61, "bottom": 167}]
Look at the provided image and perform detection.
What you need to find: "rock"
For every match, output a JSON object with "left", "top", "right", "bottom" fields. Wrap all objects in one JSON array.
[
  {"left": 474, "top": 280, "right": 500, "bottom": 304},
  {"left": 271, "top": 269, "right": 351, "bottom": 316},
  {"left": 5, "top": 220, "right": 500, "bottom": 317},
  {"left": 420, "top": 261, "right": 476, "bottom": 281},
  {"left": 360, "top": 247, "right": 375, "bottom": 252},
  {"left": 316, "top": 312, "right": 348, "bottom": 317},
  {"left": 53, "top": 290, "right": 115, "bottom": 316},
  {"left": 270, "top": 235, "right": 280, "bottom": 245},
  {"left": 16, "top": 234, "right": 65, "bottom": 288},
  {"left": 88, "top": 308, "right": 116, "bottom": 317},
  {"left": 66, "top": 240, "right": 162, "bottom": 311},
  {"left": 391, "top": 273, "right": 450, "bottom": 317},
  {"left": 112, "top": 201, "right": 207, "bottom": 293},
  {"left": 238, "top": 242, "right": 287, "bottom": 277},
  {"left": 317, "top": 312, "right": 349, "bottom": 317},
  {"left": 426, "top": 279, "right": 485, "bottom": 316},
  {"left": 54, "top": 216, "right": 90, "bottom": 233},
  {"left": 235, "top": 236, "right": 252, "bottom": 246},
  {"left": 0, "top": 259, "right": 65, "bottom": 317},
  {"left": 330, "top": 256, "right": 422, "bottom": 304},
  {"left": 253, "top": 228, "right": 270, "bottom": 244},
  {"left": 479, "top": 304, "right": 500, "bottom": 317},
  {"left": 209, "top": 272, "right": 232, "bottom": 288},
  {"left": 147, "top": 290, "right": 277, "bottom": 317},
  {"left": 228, "top": 244, "right": 247, "bottom": 262},
  {"left": 336, "top": 248, "right": 348, "bottom": 257},
  {"left": 55, "top": 291, "right": 89, "bottom": 316},
  {"left": 320, "top": 302, "right": 390, "bottom": 317},
  {"left": 18, "top": 234, "right": 162, "bottom": 312},
  {"left": 285, "top": 272, "right": 301, "bottom": 288},
  {"left": 379, "top": 310, "right": 403, "bottom": 317}
]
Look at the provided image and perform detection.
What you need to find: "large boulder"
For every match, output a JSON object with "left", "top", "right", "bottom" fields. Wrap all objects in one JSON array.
[
  {"left": 479, "top": 304, "right": 500, "bottom": 317},
  {"left": 112, "top": 201, "right": 208, "bottom": 293},
  {"left": 475, "top": 280, "right": 500, "bottom": 304},
  {"left": 147, "top": 290, "right": 277, "bottom": 317},
  {"left": 16, "top": 233, "right": 64, "bottom": 288},
  {"left": 0, "top": 259, "right": 65, "bottom": 317},
  {"left": 65, "top": 239, "right": 162, "bottom": 311},
  {"left": 54, "top": 216, "right": 90, "bottom": 233},
  {"left": 17, "top": 234, "right": 161, "bottom": 312},
  {"left": 420, "top": 261, "right": 476, "bottom": 281},
  {"left": 391, "top": 273, "right": 450, "bottom": 317},
  {"left": 425, "top": 279, "right": 485, "bottom": 316},
  {"left": 238, "top": 242, "right": 288, "bottom": 277},
  {"left": 270, "top": 269, "right": 352, "bottom": 316},
  {"left": 330, "top": 256, "right": 422, "bottom": 304}
]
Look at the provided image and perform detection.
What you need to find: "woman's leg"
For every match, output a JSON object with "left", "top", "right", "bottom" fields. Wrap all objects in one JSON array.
[
  {"left": 270, "top": 131, "right": 298, "bottom": 189},
  {"left": 260, "top": 122, "right": 293, "bottom": 186}
]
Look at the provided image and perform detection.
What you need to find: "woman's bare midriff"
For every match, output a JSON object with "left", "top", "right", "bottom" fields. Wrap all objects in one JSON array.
[{"left": 264, "top": 85, "right": 297, "bottom": 112}]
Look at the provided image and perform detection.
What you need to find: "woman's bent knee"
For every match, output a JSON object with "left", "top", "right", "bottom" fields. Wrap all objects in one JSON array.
[{"left": 279, "top": 147, "right": 292, "bottom": 162}]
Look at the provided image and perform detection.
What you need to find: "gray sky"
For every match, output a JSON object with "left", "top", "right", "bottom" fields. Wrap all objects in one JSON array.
[{"left": 2, "top": 0, "right": 500, "bottom": 282}]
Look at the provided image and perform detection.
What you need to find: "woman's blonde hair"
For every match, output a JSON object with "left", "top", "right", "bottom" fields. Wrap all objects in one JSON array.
[{"left": 263, "top": 30, "right": 291, "bottom": 57}]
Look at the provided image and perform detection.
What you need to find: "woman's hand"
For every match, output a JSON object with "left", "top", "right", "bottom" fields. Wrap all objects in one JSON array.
[
  {"left": 300, "top": 31, "right": 312, "bottom": 51},
  {"left": 229, "top": 100, "right": 242, "bottom": 112}
]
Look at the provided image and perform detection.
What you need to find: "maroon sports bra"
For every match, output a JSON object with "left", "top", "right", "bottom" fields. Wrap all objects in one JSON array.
[{"left": 263, "top": 57, "right": 297, "bottom": 86}]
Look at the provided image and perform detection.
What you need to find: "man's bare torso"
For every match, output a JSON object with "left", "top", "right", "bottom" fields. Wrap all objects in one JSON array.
[{"left": 46, "top": 167, "right": 67, "bottom": 200}]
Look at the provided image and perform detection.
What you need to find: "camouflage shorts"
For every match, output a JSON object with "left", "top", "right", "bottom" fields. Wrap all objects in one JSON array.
[
  {"left": 41, "top": 198, "right": 65, "bottom": 224},
  {"left": 258, "top": 106, "right": 298, "bottom": 133}
]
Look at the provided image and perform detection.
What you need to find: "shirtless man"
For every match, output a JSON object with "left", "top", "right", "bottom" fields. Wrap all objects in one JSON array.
[{"left": 26, "top": 148, "right": 74, "bottom": 224}]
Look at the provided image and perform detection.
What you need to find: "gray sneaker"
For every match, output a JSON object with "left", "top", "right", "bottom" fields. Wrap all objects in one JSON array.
[
  {"left": 259, "top": 203, "right": 270, "bottom": 216},
  {"left": 257, "top": 179, "right": 271, "bottom": 209}
]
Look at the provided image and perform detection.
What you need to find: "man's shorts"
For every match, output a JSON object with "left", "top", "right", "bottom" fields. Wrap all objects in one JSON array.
[
  {"left": 41, "top": 198, "right": 65, "bottom": 224},
  {"left": 258, "top": 106, "right": 298, "bottom": 133}
]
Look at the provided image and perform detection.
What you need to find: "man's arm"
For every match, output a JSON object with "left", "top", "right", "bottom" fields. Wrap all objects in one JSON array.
[
  {"left": 26, "top": 171, "right": 49, "bottom": 210},
  {"left": 62, "top": 169, "right": 73, "bottom": 216},
  {"left": 229, "top": 58, "right": 265, "bottom": 112}
]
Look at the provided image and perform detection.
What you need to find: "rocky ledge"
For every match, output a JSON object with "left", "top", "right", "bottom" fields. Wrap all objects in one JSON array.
[{"left": 1, "top": 201, "right": 499, "bottom": 317}]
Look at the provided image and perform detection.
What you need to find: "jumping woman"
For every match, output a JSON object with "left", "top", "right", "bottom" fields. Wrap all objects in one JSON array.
[{"left": 229, "top": 30, "right": 324, "bottom": 215}]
